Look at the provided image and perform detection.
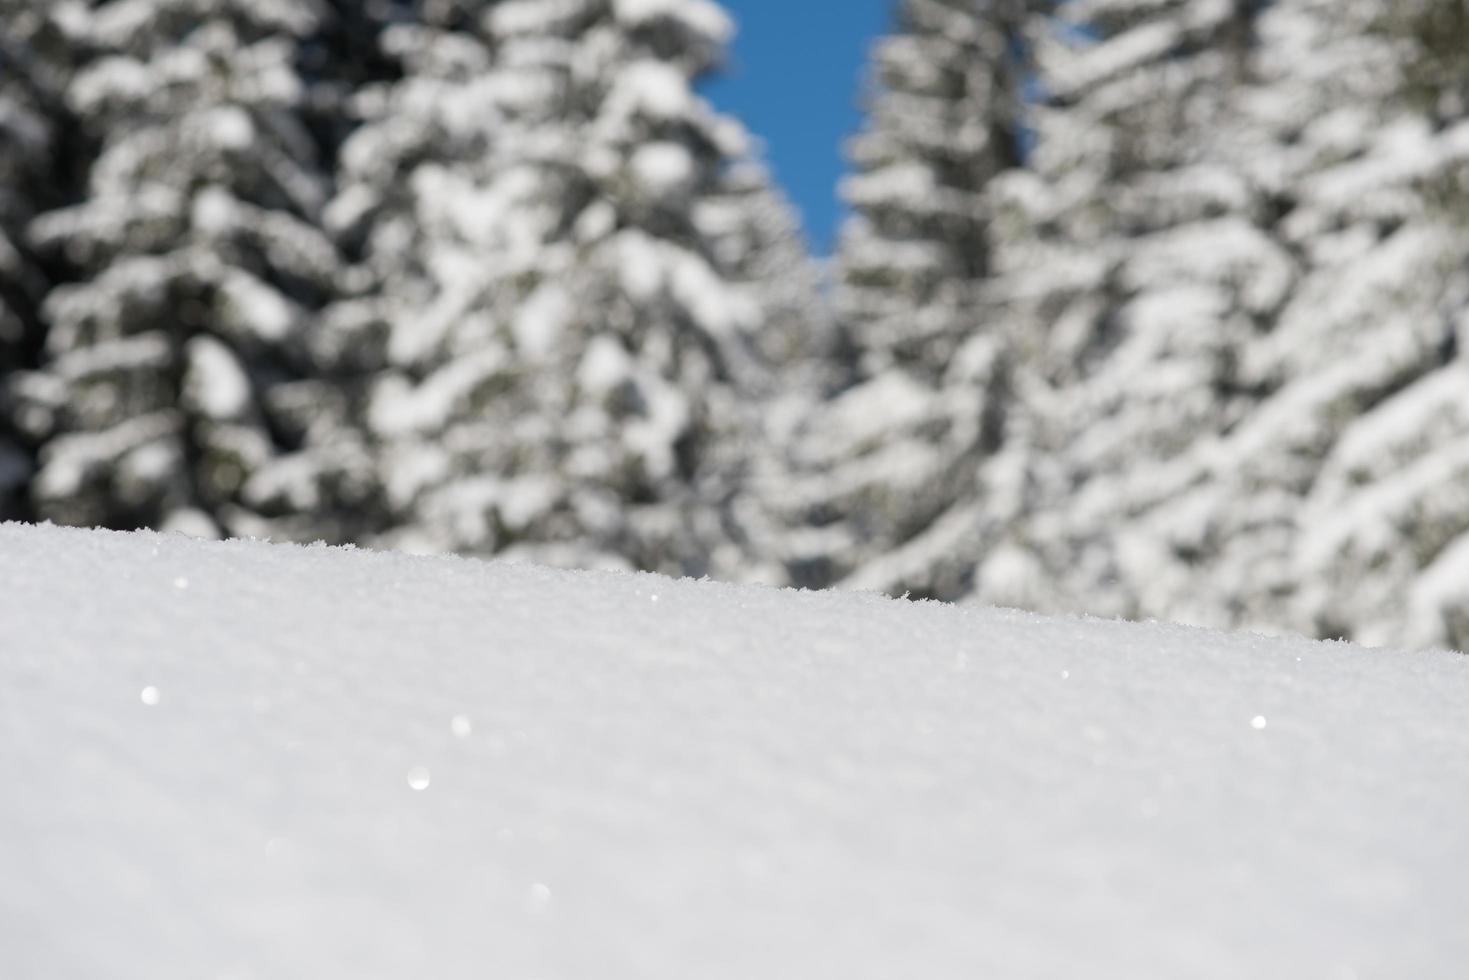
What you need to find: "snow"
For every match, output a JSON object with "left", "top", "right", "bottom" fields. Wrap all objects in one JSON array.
[
  {"left": 603, "top": 61, "right": 694, "bottom": 122},
  {"left": 576, "top": 333, "right": 635, "bottom": 396},
  {"left": 214, "top": 271, "right": 295, "bottom": 343},
  {"left": 182, "top": 336, "right": 251, "bottom": 421},
  {"left": 627, "top": 141, "right": 696, "bottom": 197},
  {"left": 841, "top": 161, "right": 938, "bottom": 210},
  {"left": 201, "top": 105, "right": 256, "bottom": 153},
  {"left": 3, "top": 521, "right": 1468, "bottom": 979},
  {"left": 367, "top": 348, "right": 510, "bottom": 438},
  {"left": 491, "top": 0, "right": 590, "bottom": 38},
  {"left": 511, "top": 282, "right": 571, "bottom": 359},
  {"left": 189, "top": 186, "right": 239, "bottom": 236},
  {"left": 611, "top": 0, "right": 734, "bottom": 43},
  {"left": 32, "top": 412, "right": 177, "bottom": 499}
]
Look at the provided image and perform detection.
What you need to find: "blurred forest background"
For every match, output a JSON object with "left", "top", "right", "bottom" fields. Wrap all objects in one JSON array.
[{"left": 3, "top": 0, "right": 1469, "bottom": 650}]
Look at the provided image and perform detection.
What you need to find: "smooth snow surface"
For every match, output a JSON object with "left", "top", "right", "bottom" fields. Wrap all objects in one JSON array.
[{"left": 2, "top": 522, "right": 1467, "bottom": 979}]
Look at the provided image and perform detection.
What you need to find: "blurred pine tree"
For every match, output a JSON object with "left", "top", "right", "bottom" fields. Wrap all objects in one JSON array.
[
  {"left": 1217, "top": 0, "right": 1469, "bottom": 646},
  {"left": 998, "top": 0, "right": 1288, "bottom": 624},
  {"left": 13, "top": 0, "right": 343, "bottom": 536},
  {"left": 268, "top": 0, "right": 816, "bottom": 579},
  {"left": 790, "top": 0, "right": 1037, "bottom": 600},
  {"left": 0, "top": 0, "right": 76, "bottom": 520}
]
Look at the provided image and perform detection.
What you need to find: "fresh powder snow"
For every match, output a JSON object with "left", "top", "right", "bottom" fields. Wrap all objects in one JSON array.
[{"left": 2, "top": 521, "right": 1468, "bottom": 979}]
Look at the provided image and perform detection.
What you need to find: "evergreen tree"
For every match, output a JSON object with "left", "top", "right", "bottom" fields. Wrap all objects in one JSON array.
[
  {"left": 1028, "top": 0, "right": 1469, "bottom": 648},
  {"left": 1215, "top": 0, "right": 1469, "bottom": 645},
  {"left": 279, "top": 0, "right": 810, "bottom": 578},
  {"left": 697, "top": 158, "right": 834, "bottom": 584},
  {"left": 992, "top": 0, "right": 1291, "bottom": 622},
  {"left": 0, "top": 1, "right": 75, "bottom": 520},
  {"left": 13, "top": 0, "right": 343, "bottom": 536},
  {"left": 792, "top": 0, "right": 1035, "bottom": 599},
  {"left": 235, "top": 0, "right": 484, "bottom": 544}
]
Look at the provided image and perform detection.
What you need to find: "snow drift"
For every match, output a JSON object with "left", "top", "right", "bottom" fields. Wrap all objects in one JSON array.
[{"left": 2, "top": 521, "right": 1467, "bottom": 979}]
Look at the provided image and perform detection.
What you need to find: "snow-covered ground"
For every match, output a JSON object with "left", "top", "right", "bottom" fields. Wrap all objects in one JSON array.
[{"left": 2, "top": 522, "right": 1467, "bottom": 979}]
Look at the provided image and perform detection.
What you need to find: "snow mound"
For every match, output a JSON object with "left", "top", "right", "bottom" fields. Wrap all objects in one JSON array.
[{"left": 2, "top": 522, "right": 1467, "bottom": 979}]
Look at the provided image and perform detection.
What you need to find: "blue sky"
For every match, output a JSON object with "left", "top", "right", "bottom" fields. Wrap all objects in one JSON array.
[{"left": 702, "top": 0, "right": 893, "bottom": 254}]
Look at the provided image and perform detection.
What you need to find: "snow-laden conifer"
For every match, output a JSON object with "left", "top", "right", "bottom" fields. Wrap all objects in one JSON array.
[
  {"left": 1218, "top": 0, "right": 1469, "bottom": 645},
  {"left": 695, "top": 159, "right": 834, "bottom": 584},
  {"left": 989, "top": 0, "right": 1291, "bottom": 622},
  {"left": 1043, "top": 0, "right": 1469, "bottom": 646},
  {"left": 794, "top": 0, "right": 1034, "bottom": 599},
  {"left": 13, "top": 0, "right": 342, "bottom": 537},
  {"left": 232, "top": 0, "right": 485, "bottom": 545},
  {"left": 309, "top": 0, "right": 810, "bottom": 578},
  {"left": 0, "top": 0, "right": 76, "bottom": 520}
]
